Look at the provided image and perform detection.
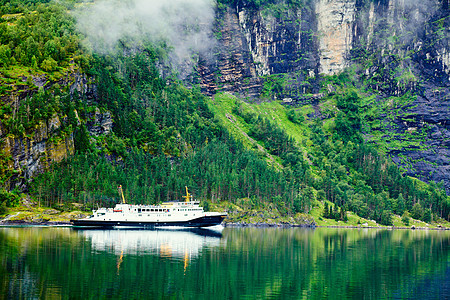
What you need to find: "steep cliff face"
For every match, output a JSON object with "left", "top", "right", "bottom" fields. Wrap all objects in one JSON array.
[
  {"left": 315, "top": 0, "right": 357, "bottom": 75},
  {"left": 3, "top": 117, "right": 75, "bottom": 189},
  {"left": 200, "top": 0, "right": 450, "bottom": 192},
  {"left": 87, "top": 108, "right": 112, "bottom": 137},
  {"left": 202, "top": 0, "right": 449, "bottom": 91},
  {"left": 200, "top": 3, "right": 319, "bottom": 98},
  {"left": 0, "top": 72, "right": 102, "bottom": 191},
  {"left": 198, "top": 6, "right": 261, "bottom": 97},
  {"left": 238, "top": 7, "right": 303, "bottom": 76},
  {"left": 350, "top": 0, "right": 450, "bottom": 191}
]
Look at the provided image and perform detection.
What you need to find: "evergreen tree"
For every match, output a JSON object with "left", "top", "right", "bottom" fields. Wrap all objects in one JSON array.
[
  {"left": 342, "top": 207, "right": 348, "bottom": 222},
  {"left": 323, "top": 202, "right": 329, "bottom": 218},
  {"left": 401, "top": 211, "right": 410, "bottom": 226},
  {"left": 74, "top": 124, "right": 91, "bottom": 153},
  {"left": 422, "top": 208, "right": 432, "bottom": 223},
  {"left": 396, "top": 193, "right": 406, "bottom": 214},
  {"left": 333, "top": 204, "right": 339, "bottom": 221},
  {"left": 380, "top": 210, "right": 393, "bottom": 226},
  {"left": 410, "top": 203, "right": 424, "bottom": 220}
]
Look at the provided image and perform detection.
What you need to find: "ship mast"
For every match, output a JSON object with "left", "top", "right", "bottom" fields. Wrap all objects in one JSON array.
[
  {"left": 182, "top": 186, "right": 191, "bottom": 202},
  {"left": 118, "top": 185, "right": 126, "bottom": 204}
]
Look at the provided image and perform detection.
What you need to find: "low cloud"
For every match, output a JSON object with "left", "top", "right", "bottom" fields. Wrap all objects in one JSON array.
[{"left": 75, "top": 0, "right": 216, "bottom": 70}]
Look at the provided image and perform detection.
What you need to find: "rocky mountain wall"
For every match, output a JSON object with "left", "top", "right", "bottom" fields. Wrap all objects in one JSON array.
[
  {"left": 350, "top": 0, "right": 450, "bottom": 192},
  {"left": 316, "top": 0, "right": 357, "bottom": 75},
  {"left": 2, "top": 116, "right": 74, "bottom": 189},
  {"left": 201, "top": 0, "right": 449, "bottom": 88},
  {"left": 0, "top": 73, "right": 107, "bottom": 191},
  {"left": 199, "top": 3, "right": 320, "bottom": 98},
  {"left": 199, "top": 0, "right": 450, "bottom": 193}
]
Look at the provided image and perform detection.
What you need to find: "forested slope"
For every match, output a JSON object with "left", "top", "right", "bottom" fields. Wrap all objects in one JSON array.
[{"left": 0, "top": 0, "right": 449, "bottom": 225}]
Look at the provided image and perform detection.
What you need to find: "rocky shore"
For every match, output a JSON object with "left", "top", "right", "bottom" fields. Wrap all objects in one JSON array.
[
  {"left": 1, "top": 219, "right": 448, "bottom": 230},
  {"left": 224, "top": 222, "right": 316, "bottom": 228},
  {"left": 222, "top": 222, "right": 449, "bottom": 230},
  {"left": 0, "top": 220, "right": 71, "bottom": 226}
]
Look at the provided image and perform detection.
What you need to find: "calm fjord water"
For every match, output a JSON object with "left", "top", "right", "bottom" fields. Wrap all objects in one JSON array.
[{"left": 0, "top": 227, "right": 448, "bottom": 299}]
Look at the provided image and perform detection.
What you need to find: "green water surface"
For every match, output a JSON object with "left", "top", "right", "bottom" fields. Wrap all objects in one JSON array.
[{"left": 0, "top": 227, "right": 448, "bottom": 299}]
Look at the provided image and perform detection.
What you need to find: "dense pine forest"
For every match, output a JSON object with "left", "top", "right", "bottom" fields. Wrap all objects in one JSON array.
[{"left": 0, "top": 0, "right": 449, "bottom": 225}]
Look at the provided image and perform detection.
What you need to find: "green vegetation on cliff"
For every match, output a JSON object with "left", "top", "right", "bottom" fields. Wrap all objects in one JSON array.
[
  {"left": 0, "top": 0, "right": 88, "bottom": 96},
  {"left": 210, "top": 91, "right": 450, "bottom": 224},
  {"left": 0, "top": 0, "right": 449, "bottom": 227},
  {"left": 31, "top": 51, "right": 311, "bottom": 213},
  {"left": 0, "top": 0, "right": 89, "bottom": 204}
]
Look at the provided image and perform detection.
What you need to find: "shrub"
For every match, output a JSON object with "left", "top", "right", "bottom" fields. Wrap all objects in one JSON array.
[
  {"left": 287, "top": 109, "right": 304, "bottom": 124},
  {"left": 0, "top": 189, "right": 18, "bottom": 207},
  {"left": 41, "top": 57, "right": 58, "bottom": 72},
  {"left": 200, "top": 200, "right": 210, "bottom": 212},
  {"left": 0, "top": 203, "right": 7, "bottom": 215},
  {"left": 401, "top": 211, "right": 410, "bottom": 226}
]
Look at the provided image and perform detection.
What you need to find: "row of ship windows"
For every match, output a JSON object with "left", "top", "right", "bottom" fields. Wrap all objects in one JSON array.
[
  {"left": 138, "top": 209, "right": 165, "bottom": 212},
  {"left": 136, "top": 208, "right": 201, "bottom": 212},
  {"left": 137, "top": 214, "right": 191, "bottom": 217},
  {"left": 139, "top": 214, "right": 173, "bottom": 217}
]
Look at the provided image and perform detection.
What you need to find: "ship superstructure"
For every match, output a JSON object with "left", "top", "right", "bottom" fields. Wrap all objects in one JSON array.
[{"left": 71, "top": 187, "right": 226, "bottom": 228}]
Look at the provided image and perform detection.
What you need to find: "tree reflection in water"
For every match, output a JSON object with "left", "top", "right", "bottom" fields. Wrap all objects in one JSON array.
[{"left": 0, "top": 227, "right": 448, "bottom": 299}]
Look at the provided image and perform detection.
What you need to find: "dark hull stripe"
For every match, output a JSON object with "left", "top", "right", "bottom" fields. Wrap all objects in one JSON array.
[{"left": 70, "top": 215, "right": 226, "bottom": 228}]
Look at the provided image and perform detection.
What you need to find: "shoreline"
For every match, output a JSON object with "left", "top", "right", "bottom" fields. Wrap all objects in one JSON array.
[
  {"left": 221, "top": 222, "right": 450, "bottom": 230},
  {"left": 0, "top": 219, "right": 448, "bottom": 230},
  {"left": 316, "top": 225, "right": 449, "bottom": 230},
  {"left": 0, "top": 220, "right": 72, "bottom": 227}
]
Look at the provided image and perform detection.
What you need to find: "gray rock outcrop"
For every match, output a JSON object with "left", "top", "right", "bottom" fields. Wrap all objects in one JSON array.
[{"left": 197, "top": 0, "right": 450, "bottom": 193}]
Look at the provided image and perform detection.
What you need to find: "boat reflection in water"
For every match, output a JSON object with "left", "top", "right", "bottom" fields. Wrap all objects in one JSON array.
[{"left": 75, "top": 227, "right": 224, "bottom": 259}]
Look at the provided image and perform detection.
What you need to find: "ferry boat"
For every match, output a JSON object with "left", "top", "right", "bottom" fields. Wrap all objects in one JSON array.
[{"left": 70, "top": 186, "right": 227, "bottom": 228}]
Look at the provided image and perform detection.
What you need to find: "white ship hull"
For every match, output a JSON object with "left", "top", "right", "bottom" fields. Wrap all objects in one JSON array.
[
  {"left": 71, "top": 200, "right": 227, "bottom": 228},
  {"left": 72, "top": 214, "right": 226, "bottom": 228}
]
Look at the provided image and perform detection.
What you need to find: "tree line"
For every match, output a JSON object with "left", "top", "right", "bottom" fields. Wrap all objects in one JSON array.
[
  {"left": 0, "top": 1, "right": 85, "bottom": 75},
  {"left": 1, "top": 0, "right": 449, "bottom": 225}
]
